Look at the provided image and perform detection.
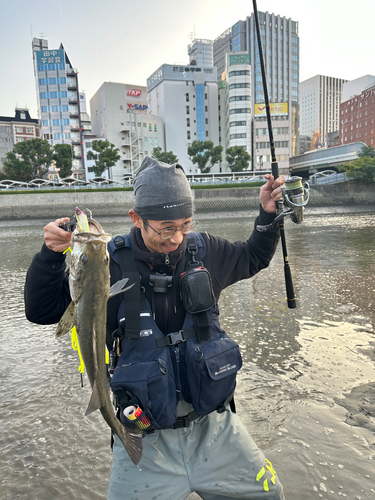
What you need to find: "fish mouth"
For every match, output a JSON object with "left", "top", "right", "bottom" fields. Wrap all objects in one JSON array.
[{"left": 72, "top": 232, "right": 112, "bottom": 244}]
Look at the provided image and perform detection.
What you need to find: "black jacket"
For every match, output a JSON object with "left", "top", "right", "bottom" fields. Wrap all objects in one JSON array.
[{"left": 24, "top": 208, "right": 280, "bottom": 346}]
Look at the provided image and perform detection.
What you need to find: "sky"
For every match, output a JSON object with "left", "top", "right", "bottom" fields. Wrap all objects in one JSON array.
[{"left": 1, "top": 0, "right": 374, "bottom": 118}]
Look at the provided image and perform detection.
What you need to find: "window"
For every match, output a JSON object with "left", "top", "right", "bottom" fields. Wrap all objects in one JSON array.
[
  {"left": 187, "top": 118, "right": 190, "bottom": 127},
  {"left": 186, "top": 93, "right": 189, "bottom": 102},
  {"left": 16, "top": 127, "right": 23, "bottom": 133},
  {"left": 186, "top": 106, "right": 190, "bottom": 115},
  {"left": 120, "top": 106, "right": 123, "bottom": 110},
  {"left": 154, "top": 124, "right": 157, "bottom": 132},
  {"left": 26, "top": 128, "right": 33, "bottom": 133},
  {"left": 187, "top": 131, "right": 191, "bottom": 140}
]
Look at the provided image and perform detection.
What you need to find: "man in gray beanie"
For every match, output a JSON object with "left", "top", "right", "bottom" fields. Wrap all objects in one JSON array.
[{"left": 25, "top": 155, "right": 286, "bottom": 500}]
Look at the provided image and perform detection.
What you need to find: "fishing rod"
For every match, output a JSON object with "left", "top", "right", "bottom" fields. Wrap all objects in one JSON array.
[{"left": 252, "top": 0, "right": 309, "bottom": 309}]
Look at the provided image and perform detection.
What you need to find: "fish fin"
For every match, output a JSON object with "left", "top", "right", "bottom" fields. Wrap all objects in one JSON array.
[
  {"left": 55, "top": 302, "right": 75, "bottom": 338},
  {"left": 109, "top": 278, "right": 135, "bottom": 298},
  {"left": 118, "top": 428, "right": 143, "bottom": 466},
  {"left": 85, "top": 380, "right": 102, "bottom": 416}
]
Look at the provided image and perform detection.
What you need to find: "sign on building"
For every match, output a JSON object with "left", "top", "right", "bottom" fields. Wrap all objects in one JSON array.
[
  {"left": 229, "top": 54, "right": 250, "bottom": 66},
  {"left": 254, "top": 102, "right": 288, "bottom": 116},
  {"left": 36, "top": 49, "right": 65, "bottom": 65}
]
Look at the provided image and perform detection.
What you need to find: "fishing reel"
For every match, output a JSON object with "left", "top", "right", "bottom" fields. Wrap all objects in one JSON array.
[{"left": 257, "top": 176, "right": 310, "bottom": 232}]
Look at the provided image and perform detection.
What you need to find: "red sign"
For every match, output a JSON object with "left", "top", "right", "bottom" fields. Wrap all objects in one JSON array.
[{"left": 127, "top": 89, "right": 141, "bottom": 97}]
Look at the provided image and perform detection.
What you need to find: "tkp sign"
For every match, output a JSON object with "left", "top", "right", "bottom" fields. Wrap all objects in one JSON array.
[{"left": 127, "top": 89, "right": 141, "bottom": 97}]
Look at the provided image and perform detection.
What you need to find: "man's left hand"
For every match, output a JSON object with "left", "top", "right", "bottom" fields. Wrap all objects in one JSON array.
[{"left": 259, "top": 174, "right": 286, "bottom": 213}]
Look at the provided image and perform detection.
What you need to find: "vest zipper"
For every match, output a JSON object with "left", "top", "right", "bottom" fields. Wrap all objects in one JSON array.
[{"left": 173, "top": 346, "right": 182, "bottom": 400}]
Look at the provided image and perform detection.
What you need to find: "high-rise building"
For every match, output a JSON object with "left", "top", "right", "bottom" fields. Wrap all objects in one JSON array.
[
  {"left": 342, "top": 75, "right": 375, "bottom": 102},
  {"left": 0, "top": 108, "right": 40, "bottom": 171},
  {"left": 90, "top": 82, "right": 165, "bottom": 182},
  {"left": 218, "top": 52, "right": 252, "bottom": 171},
  {"left": 147, "top": 42, "right": 219, "bottom": 173},
  {"left": 32, "top": 37, "right": 85, "bottom": 179},
  {"left": 213, "top": 11, "right": 300, "bottom": 172},
  {"left": 300, "top": 75, "right": 347, "bottom": 147}
]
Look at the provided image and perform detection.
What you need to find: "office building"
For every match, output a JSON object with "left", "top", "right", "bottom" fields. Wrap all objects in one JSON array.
[
  {"left": 32, "top": 37, "right": 85, "bottom": 179},
  {"left": 342, "top": 75, "right": 375, "bottom": 102},
  {"left": 340, "top": 84, "right": 375, "bottom": 147},
  {"left": 90, "top": 82, "right": 165, "bottom": 182},
  {"left": 147, "top": 43, "right": 219, "bottom": 173},
  {"left": 300, "top": 75, "right": 347, "bottom": 147},
  {"left": 213, "top": 11, "right": 300, "bottom": 171},
  {"left": 0, "top": 108, "right": 40, "bottom": 171},
  {"left": 218, "top": 52, "right": 252, "bottom": 171}
]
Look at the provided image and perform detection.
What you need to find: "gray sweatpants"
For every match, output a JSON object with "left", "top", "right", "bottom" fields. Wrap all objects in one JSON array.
[{"left": 108, "top": 402, "right": 284, "bottom": 500}]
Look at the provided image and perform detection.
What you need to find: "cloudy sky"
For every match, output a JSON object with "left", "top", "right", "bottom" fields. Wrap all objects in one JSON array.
[{"left": 1, "top": 0, "right": 374, "bottom": 117}]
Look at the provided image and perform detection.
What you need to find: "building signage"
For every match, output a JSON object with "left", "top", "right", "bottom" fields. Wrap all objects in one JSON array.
[
  {"left": 127, "top": 103, "right": 148, "bottom": 111},
  {"left": 36, "top": 49, "right": 65, "bottom": 65},
  {"left": 229, "top": 54, "right": 250, "bottom": 66},
  {"left": 127, "top": 89, "right": 142, "bottom": 97},
  {"left": 254, "top": 102, "right": 288, "bottom": 116}
]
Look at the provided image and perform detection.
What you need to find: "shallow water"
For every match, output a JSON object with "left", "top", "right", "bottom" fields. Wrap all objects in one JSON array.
[{"left": 0, "top": 208, "right": 374, "bottom": 499}]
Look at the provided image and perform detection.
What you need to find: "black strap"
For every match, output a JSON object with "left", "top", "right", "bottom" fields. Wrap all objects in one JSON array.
[
  {"left": 156, "top": 327, "right": 196, "bottom": 348},
  {"left": 113, "top": 236, "right": 142, "bottom": 338}
]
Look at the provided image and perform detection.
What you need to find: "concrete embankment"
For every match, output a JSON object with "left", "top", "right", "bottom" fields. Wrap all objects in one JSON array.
[{"left": 0, "top": 183, "right": 374, "bottom": 220}]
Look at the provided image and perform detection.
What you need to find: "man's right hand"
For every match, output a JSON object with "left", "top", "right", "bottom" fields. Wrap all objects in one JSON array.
[{"left": 44, "top": 217, "right": 73, "bottom": 253}]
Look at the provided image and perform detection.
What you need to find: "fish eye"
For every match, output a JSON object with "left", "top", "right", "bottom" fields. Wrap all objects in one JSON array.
[
  {"left": 80, "top": 254, "right": 88, "bottom": 264},
  {"left": 104, "top": 255, "right": 109, "bottom": 263}
]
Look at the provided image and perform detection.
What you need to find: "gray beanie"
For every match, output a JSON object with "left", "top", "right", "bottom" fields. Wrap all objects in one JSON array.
[{"left": 134, "top": 156, "right": 193, "bottom": 220}]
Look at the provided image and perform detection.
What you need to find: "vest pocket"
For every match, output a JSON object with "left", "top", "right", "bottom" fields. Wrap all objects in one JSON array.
[
  {"left": 187, "top": 338, "right": 242, "bottom": 415},
  {"left": 110, "top": 357, "right": 177, "bottom": 429}
]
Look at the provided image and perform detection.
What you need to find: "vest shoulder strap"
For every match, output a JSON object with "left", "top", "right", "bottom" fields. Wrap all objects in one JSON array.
[{"left": 109, "top": 234, "right": 143, "bottom": 339}]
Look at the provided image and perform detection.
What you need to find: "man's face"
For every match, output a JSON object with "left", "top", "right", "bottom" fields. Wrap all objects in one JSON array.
[{"left": 140, "top": 217, "right": 192, "bottom": 254}]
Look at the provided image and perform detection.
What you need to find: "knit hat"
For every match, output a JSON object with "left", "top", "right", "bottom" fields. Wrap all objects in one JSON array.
[{"left": 134, "top": 156, "right": 193, "bottom": 220}]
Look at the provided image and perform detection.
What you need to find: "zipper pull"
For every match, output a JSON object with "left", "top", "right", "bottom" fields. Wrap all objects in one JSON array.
[{"left": 165, "top": 254, "right": 170, "bottom": 265}]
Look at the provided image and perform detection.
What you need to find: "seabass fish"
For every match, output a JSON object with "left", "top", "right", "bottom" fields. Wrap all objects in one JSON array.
[{"left": 56, "top": 219, "right": 143, "bottom": 465}]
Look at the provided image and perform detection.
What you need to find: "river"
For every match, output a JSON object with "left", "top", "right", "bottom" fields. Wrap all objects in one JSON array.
[{"left": 0, "top": 207, "right": 374, "bottom": 500}]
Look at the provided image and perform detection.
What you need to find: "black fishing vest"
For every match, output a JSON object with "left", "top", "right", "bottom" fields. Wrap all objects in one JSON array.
[{"left": 108, "top": 233, "right": 242, "bottom": 430}]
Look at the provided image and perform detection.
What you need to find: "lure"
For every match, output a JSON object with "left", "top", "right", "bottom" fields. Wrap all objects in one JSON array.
[{"left": 75, "top": 207, "right": 90, "bottom": 233}]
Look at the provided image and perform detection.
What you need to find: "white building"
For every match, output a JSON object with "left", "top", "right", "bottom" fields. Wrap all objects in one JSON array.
[
  {"left": 218, "top": 52, "right": 252, "bottom": 171},
  {"left": 32, "top": 37, "right": 85, "bottom": 179},
  {"left": 300, "top": 75, "right": 347, "bottom": 147},
  {"left": 147, "top": 59, "right": 219, "bottom": 173},
  {"left": 342, "top": 75, "right": 375, "bottom": 102},
  {"left": 90, "top": 82, "right": 165, "bottom": 182}
]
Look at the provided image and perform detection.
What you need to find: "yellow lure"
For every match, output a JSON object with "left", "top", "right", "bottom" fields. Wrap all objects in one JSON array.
[
  {"left": 75, "top": 207, "right": 90, "bottom": 233},
  {"left": 71, "top": 326, "right": 109, "bottom": 374}
]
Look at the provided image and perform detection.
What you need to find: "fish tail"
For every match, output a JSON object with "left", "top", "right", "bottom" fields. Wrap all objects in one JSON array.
[{"left": 117, "top": 426, "right": 143, "bottom": 466}]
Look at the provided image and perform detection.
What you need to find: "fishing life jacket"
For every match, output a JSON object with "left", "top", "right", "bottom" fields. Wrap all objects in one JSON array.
[{"left": 108, "top": 233, "right": 242, "bottom": 431}]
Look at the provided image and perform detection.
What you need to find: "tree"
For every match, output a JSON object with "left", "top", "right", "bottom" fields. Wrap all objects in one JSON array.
[
  {"left": 187, "top": 141, "right": 223, "bottom": 173},
  {"left": 3, "top": 139, "right": 53, "bottom": 182},
  {"left": 344, "top": 156, "right": 375, "bottom": 184},
  {"left": 226, "top": 146, "right": 251, "bottom": 172},
  {"left": 152, "top": 146, "right": 178, "bottom": 164},
  {"left": 357, "top": 145, "right": 375, "bottom": 158},
  {"left": 53, "top": 143, "right": 73, "bottom": 178},
  {"left": 90, "top": 140, "right": 120, "bottom": 177}
]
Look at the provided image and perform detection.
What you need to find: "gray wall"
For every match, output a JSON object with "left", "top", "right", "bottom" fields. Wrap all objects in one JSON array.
[{"left": 0, "top": 184, "right": 374, "bottom": 220}]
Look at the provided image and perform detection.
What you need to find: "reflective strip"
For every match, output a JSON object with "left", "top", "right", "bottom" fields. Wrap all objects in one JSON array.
[
  {"left": 256, "top": 467, "right": 265, "bottom": 481},
  {"left": 263, "top": 479, "right": 269, "bottom": 492},
  {"left": 140, "top": 313, "right": 150, "bottom": 317}
]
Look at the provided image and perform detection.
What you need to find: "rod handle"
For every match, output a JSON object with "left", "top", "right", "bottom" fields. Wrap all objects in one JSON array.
[{"left": 284, "top": 263, "right": 296, "bottom": 309}]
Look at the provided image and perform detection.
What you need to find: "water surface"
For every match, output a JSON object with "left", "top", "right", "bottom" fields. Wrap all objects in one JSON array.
[{"left": 0, "top": 208, "right": 374, "bottom": 499}]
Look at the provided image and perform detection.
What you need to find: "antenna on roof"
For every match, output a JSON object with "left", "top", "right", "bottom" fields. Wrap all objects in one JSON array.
[{"left": 189, "top": 26, "right": 197, "bottom": 42}]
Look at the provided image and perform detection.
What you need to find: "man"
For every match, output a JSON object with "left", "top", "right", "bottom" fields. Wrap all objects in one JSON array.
[{"left": 25, "top": 156, "right": 285, "bottom": 500}]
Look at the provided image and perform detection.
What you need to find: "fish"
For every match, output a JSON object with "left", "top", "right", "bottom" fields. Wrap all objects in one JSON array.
[{"left": 55, "top": 218, "right": 143, "bottom": 465}]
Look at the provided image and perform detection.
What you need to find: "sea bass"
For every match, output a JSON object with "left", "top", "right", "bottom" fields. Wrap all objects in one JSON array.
[{"left": 56, "top": 219, "right": 143, "bottom": 465}]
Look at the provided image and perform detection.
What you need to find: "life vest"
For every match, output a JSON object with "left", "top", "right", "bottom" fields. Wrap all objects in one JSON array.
[{"left": 108, "top": 233, "right": 242, "bottom": 430}]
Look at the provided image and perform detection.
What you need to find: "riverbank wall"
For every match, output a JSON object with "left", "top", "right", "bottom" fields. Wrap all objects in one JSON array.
[{"left": 0, "top": 183, "right": 374, "bottom": 220}]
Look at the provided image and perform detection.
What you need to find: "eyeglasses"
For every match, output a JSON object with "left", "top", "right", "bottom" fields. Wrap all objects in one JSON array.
[{"left": 141, "top": 218, "right": 199, "bottom": 240}]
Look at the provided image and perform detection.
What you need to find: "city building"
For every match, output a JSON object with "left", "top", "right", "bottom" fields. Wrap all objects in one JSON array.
[
  {"left": 90, "top": 82, "right": 165, "bottom": 182},
  {"left": 0, "top": 108, "right": 40, "bottom": 171},
  {"left": 213, "top": 11, "right": 300, "bottom": 172},
  {"left": 32, "top": 37, "right": 85, "bottom": 179},
  {"left": 339, "top": 85, "right": 375, "bottom": 147},
  {"left": 342, "top": 75, "right": 375, "bottom": 102},
  {"left": 147, "top": 41, "right": 219, "bottom": 173},
  {"left": 300, "top": 75, "right": 347, "bottom": 148},
  {"left": 218, "top": 52, "right": 252, "bottom": 171}
]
